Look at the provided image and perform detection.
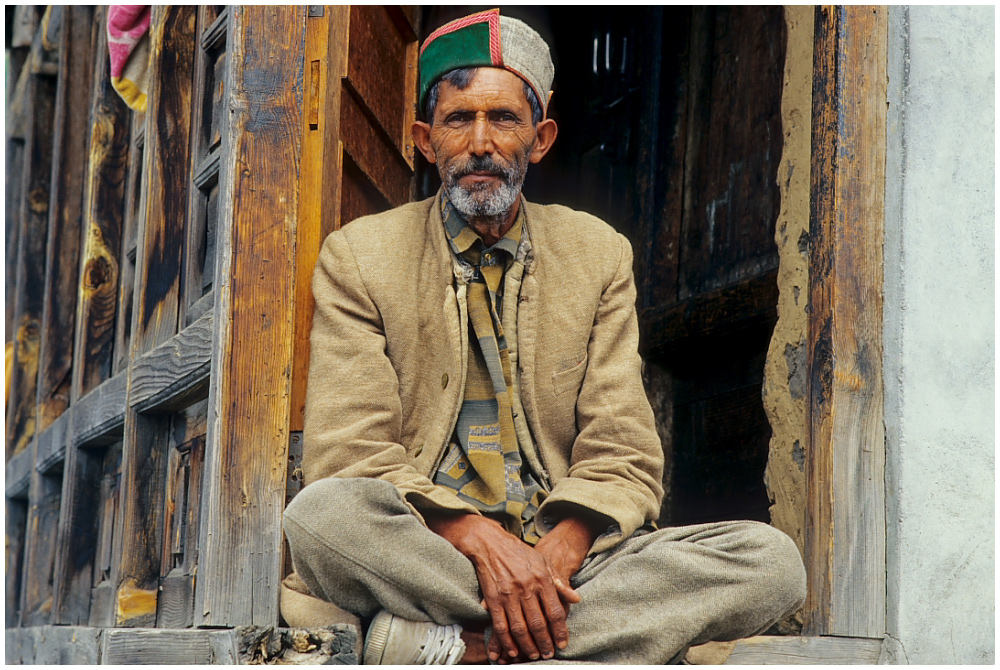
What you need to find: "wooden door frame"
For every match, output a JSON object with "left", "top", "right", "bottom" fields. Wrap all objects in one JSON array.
[{"left": 725, "top": 5, "right": 891, "bottom": 663}]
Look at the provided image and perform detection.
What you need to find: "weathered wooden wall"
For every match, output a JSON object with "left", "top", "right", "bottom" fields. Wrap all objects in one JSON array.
[{"left": 5, "top": 4, "right": 312, "bottom": 636}]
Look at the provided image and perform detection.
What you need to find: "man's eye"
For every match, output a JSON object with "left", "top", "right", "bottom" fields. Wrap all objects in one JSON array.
[{"left": 446, "top": 113, "right": 471, "bottom": 125}]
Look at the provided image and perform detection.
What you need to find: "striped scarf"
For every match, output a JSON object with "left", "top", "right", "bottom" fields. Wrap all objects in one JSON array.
[{"left": 434, "top": 198, "right": 545, "bottom": 542}]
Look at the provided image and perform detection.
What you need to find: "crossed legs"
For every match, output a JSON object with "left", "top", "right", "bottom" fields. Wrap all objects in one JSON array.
[{"left": 284, "top": 477, "right": 806, "bottom": 664}]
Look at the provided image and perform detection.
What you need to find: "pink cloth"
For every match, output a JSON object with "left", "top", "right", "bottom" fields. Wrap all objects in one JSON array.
[{"left": 107, "top": 5, "right": 150, "bottom": 78}]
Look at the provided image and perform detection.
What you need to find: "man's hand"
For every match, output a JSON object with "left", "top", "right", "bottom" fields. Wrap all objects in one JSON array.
[
  {"left": 485, "top": 515, "right": 601, "bottom": 662},
  {"left": 533, "top": 515, "right": 601, "bottom": 595},
  {"left": 426, "top": 512, "right": 573, "bottom": 661}
]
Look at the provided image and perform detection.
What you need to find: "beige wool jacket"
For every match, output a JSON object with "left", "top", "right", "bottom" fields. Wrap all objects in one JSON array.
[{"left": 303, "top": 192, "right": 664, "bottom": 554}]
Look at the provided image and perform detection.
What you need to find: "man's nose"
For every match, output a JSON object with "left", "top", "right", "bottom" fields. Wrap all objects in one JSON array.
[{"left": 468, "top": 115, "right": 494, "bottom": 156}]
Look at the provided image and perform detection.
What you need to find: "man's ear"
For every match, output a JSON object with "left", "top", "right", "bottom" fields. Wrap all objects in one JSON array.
[
  {"left": 529, "top": 118, "right": 558, "bottom": 164},
  {"left": 411, "top": 120, "right": 437, "bottom": 164}
]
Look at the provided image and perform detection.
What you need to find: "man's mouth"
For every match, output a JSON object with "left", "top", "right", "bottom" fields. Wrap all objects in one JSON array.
[{"left": 458, "top": 171, "right": 505, "bottom": 188}]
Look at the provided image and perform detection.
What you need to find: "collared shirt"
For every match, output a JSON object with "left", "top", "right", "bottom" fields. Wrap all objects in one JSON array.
[{"left": 433, "top": 197, "right": 546, "bottom": 542}]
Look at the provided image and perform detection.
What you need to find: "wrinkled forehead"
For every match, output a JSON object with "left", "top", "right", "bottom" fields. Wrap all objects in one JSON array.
[{"left": 433, "top": 68, "right": 533, "bottom": 112}]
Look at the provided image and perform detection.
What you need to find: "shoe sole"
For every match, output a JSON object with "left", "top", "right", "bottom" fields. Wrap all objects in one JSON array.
[{"left": 364, "top": 611, "right": 393, "bottom": 665}]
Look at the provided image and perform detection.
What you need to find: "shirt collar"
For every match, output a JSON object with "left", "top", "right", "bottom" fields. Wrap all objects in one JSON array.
[{"left": 441, "top": 195, "right": 525, "bottom": 262}]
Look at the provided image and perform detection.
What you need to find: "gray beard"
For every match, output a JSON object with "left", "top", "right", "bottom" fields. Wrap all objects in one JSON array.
[
  {"left": 445, "top": 179, "right": 521, "bottom": 219},
  {"left": 441, "top": 154, "right": 528, "bottom": 220}
]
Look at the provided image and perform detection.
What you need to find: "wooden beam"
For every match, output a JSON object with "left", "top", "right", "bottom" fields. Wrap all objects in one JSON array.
[
  {"left": 5, "top": 444, "right": 33, "bottom": 499},
  {"left": 34, "top": 408, "right": 70, "bottom": 474},
  {"left": 5, "top": 139, "right": 26, "bottom": 344},
  {"left": 129, "top": 312, "right": 212, "bottom": 413},
  {"left": 132, "top": 6, "right": 196, "bottom": 356},
  {"left": 72, "top": 8, "right": 132, "bottom": 401},
  {"left": 111, "top": 6, "right": 198, "bottom": 629},
  {"left": 290, "top": 5, "right": 349, "bottom": 433},
  {"left": 4, "top": 626, "right": 102, "bottom": 665},
  {"left": 804, "top": 5, "right": 888, "bottom": 638},
  {"left": 6, "top": 61, "right": 57, "bottom": 459},
  {"left": 51, "top": 438, "right": 107, "bottom": 625},
  {"left": 101, "top": 627, "right": 238, "bottom": 664},
  {"left": 195, "top": 5, "right": 305, "bottom": 627},
  {"left": 4, "top": 497, "right": 29, "bottom": 627},
  {"left": 112, "top": 413, "right": 172, "bottom": 627},
  {"left": 36, "top": 6, "right": 95, "bottom": 432},
  {"left": 71, "top": 371, "right": 127, "bottom": 447},
  {"left": 20, "top": 467, "right": 63, "bottom": 626},
  {"left": 725, "top": 635, "right": 882, "bottom": 664}
]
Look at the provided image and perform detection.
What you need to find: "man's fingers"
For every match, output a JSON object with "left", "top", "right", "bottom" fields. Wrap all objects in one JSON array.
[
  {"left": 484, "top": 594, "right": 520, "bottom": 661},
  {"left": 553, "top": 576, "right": 582, "bottom": 604},
  {"left": 519, "top": 595, "right": 555, "bottom": 659},
  {"left": 487, "top": 625, "right": 503, "bottom": 661},
  {"left": 503, "top": 598, "right": 542, "bottom": 661},
  {"left": 539, "top": 583, "right": 570, "bottom": 651}
]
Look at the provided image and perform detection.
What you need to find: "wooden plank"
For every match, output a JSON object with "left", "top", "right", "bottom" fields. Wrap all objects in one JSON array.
[
  {"left": 346, "top": 6, "right": 412, "bottom": 155},
  {"left": 5, "top": 139, "right": 26, "bottom": 343},
  {"left": 73, "top": 10, "right": 132, "bottom": 400},
  {"left": 290, "top": 5, "right": 348, "bottom": 433},
  {"left": 35, "top": 407, "right": 70, "bottom": 474},
  {"left": 112, "top": 111, "right": 147, "bottom": 376},
  {"left": 340, "top": 86, "right": 413, "bottom": 207},
  {"left": 11, "top": 6, "right": 40, "bottom": 49},
  {"left": 180, "top": 7, "right": 225, "bottom": 330},
  {"left": 342, "top": 153, "right": 393, "bottom": 225},
  {"left": 132, "top": 6, "right": 196, "bottom": 356},
  {"left": 36, "top": 6, "right": 95, "bottom": 431},
  {"left": 20, "top": 467, "right": 63, "bottom": 626},
  {"left": 5, "top": 498, "right": 28, "bottom": 627},
  {"left": 804, "top": 5, "right": 887, "bottom": 638},
  {"left": 52, "top": 441, "right": 112, "bottom": 625},
  {"left": 101, "top": 627, "right": 238, "bottom": 664},
  {"left": 6, "top": 68, "right": 57, "bottom": 459},
  {"left": 3, "top": 625, "right": 102, "bottom": 665},
  {"left": 71, "top": 371, "right": 127, "bottom": 447},
  {"left": 6, "top": 51, "right": 32, "bottom": 140},
  {"left": 129, "top": 312, "right": 213, "bottom": 412},
  {"left": 5, "top": 443, "right": 33, "bottom": 498},
  {"left": 112, "top": 413, "right": 172, "bottom": 627},
  {"left": 725, "top": 635, "right": 882, "bottom": 665},
  {"left": 195, "top": 5, "right": 305, "bottom": 628},
  {"left": 156, "top": 569, "right": 194, "bottom": 628}
]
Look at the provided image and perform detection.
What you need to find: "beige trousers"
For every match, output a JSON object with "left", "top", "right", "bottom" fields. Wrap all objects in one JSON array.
[{"left": 284, "top": 477, "right": 806, "bottom": 664}]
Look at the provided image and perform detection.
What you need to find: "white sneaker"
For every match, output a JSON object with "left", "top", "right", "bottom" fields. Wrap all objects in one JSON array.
[{"left": 363, "top": 610, "right": 466, "bottom": 665}]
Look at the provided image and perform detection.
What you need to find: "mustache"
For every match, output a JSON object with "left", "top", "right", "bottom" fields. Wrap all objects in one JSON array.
[{"left": 448, "top": 156, "right": 517, "bottom": 184}]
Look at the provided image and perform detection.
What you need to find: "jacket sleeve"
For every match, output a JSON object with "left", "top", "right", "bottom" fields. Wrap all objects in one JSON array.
[
  {"left": 535, "top": 234, "right": 664, "bottom": 554},
  {"left": 303, "top": 231, "right": 481, "bottom": 521}
]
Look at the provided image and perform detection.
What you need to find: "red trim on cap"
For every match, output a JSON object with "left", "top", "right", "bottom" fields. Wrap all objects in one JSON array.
[{"left": 420, "top": 8, "right": 502, "bottom": 58}]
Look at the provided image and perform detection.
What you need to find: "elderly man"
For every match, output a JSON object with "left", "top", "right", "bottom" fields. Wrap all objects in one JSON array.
[{"left": 284, "top": 10, "right": 806, "bottom": 665}]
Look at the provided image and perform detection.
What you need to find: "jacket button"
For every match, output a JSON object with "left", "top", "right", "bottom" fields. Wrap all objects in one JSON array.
[{"left": 442, "top": 373, "right": 449, "bottom": 389}]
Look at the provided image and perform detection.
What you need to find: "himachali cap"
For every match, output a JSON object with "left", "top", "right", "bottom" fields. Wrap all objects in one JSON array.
[{"left": 419, "top": 9, "right": 555, "bottom": 117}]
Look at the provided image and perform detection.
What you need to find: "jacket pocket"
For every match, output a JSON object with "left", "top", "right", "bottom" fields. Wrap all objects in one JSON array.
[{"left": 551, "top": 353, "right": 588, "bottom": 396}]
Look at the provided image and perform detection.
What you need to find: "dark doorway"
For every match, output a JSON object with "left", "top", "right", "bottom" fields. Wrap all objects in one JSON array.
[{"left": 419, "top": 6, "right": 787, "bottom": 527}]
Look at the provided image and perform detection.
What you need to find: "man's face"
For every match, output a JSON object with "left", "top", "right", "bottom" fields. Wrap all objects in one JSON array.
[{"left": 419, "top": 69, "right": 542, "bottom": 218}]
